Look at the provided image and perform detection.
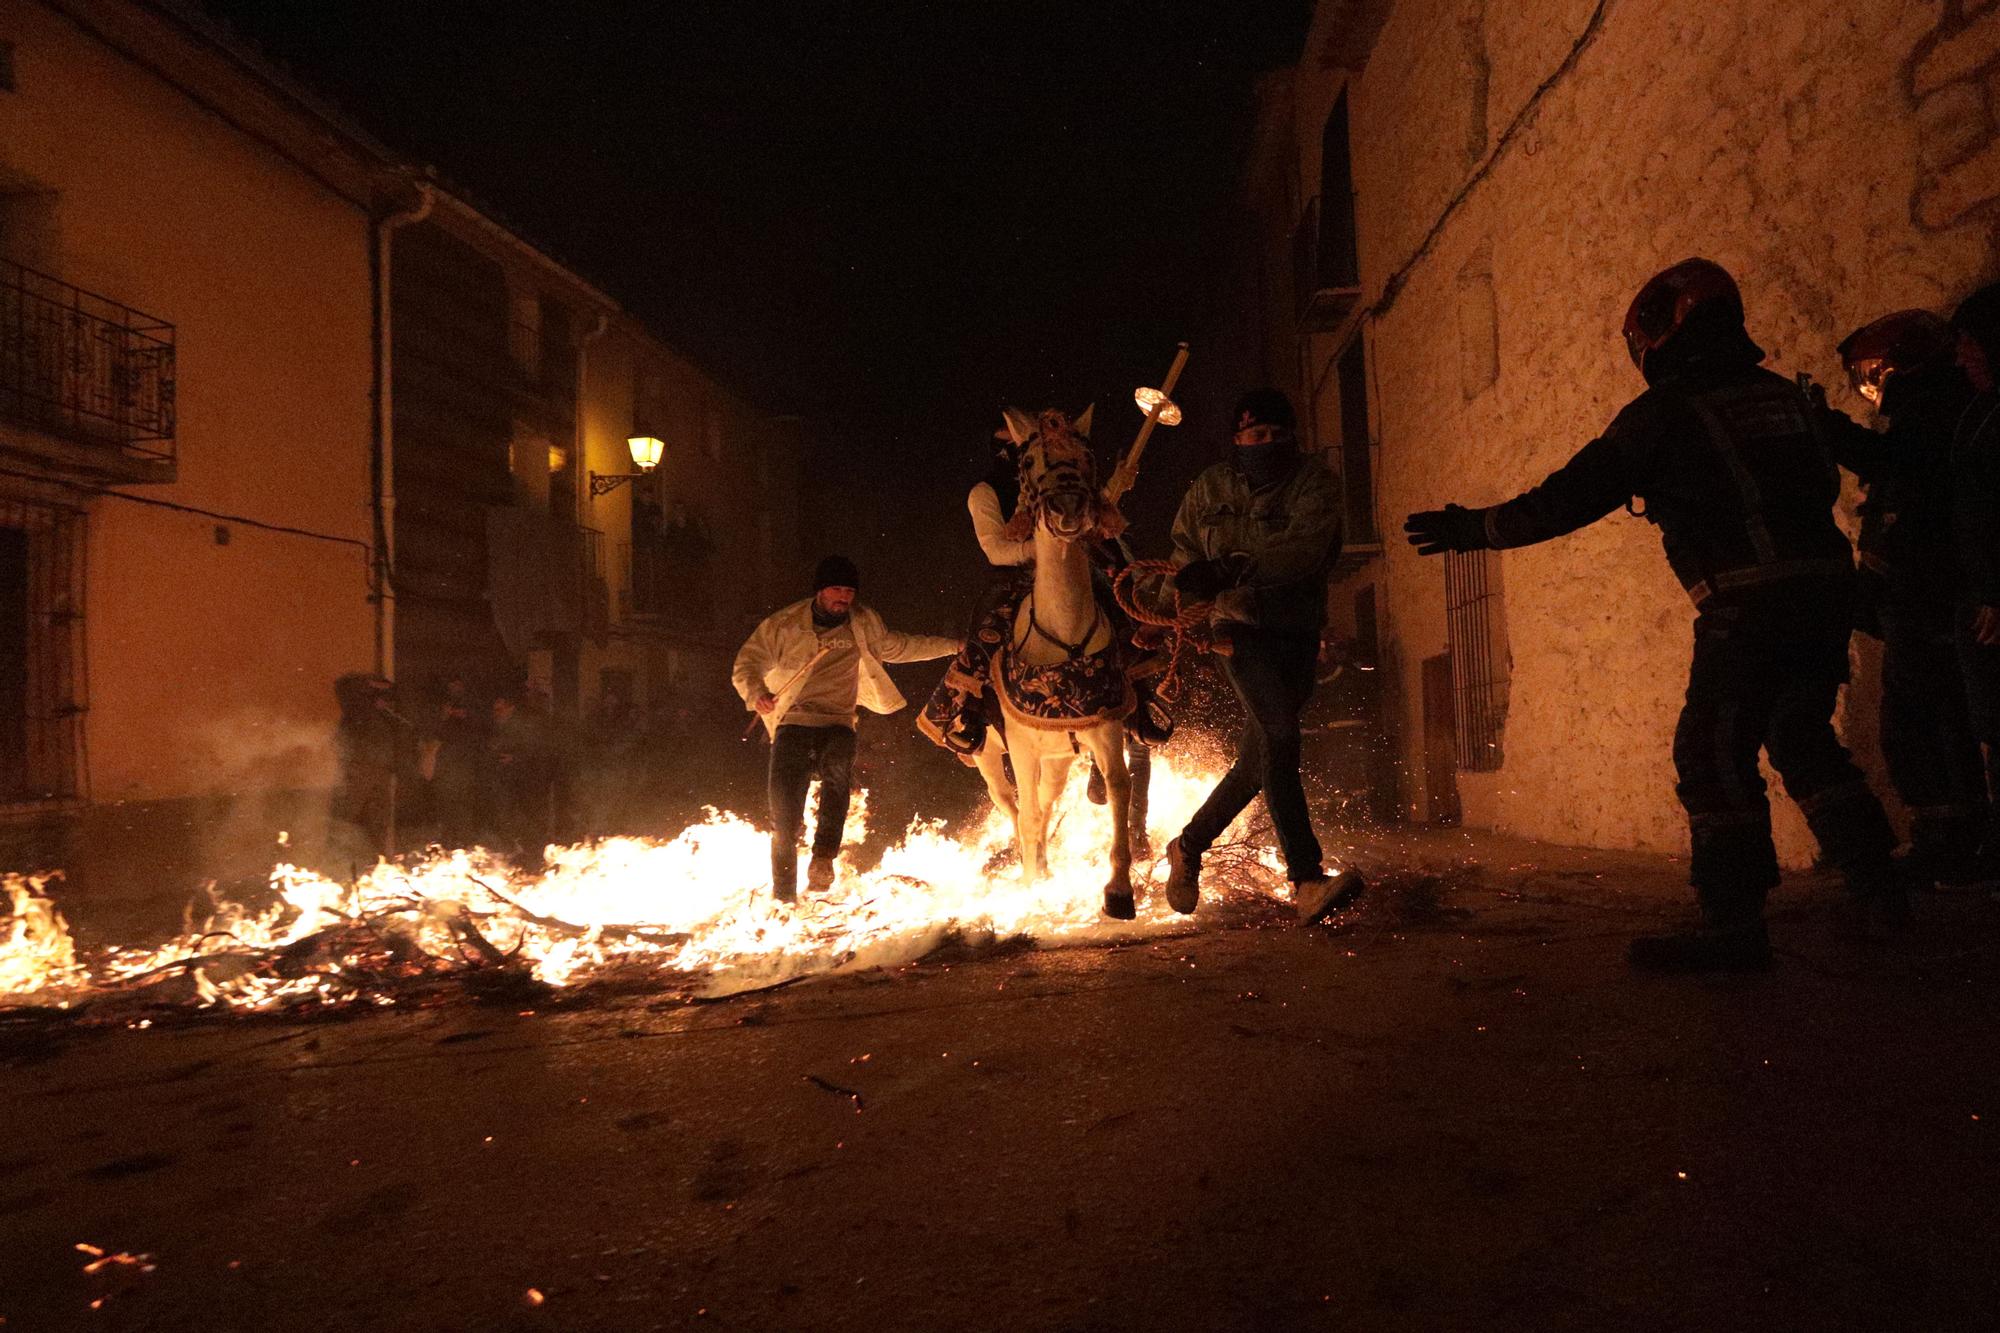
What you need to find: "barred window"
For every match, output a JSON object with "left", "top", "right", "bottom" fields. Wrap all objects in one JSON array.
[
  {"left": 1444, "top": 548, "right": 1508, "bottom": 772},
  {"left": 0, "top": 497, "right": 86, "bottom": 805}
]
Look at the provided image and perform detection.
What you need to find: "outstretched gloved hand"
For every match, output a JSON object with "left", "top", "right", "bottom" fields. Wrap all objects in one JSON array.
[
  {"left": 1174, "top": 552, "right": 1253, "bottom": 602},
  {"left": 1404, "top": 505, "right": 1487, "bottom": 557}
]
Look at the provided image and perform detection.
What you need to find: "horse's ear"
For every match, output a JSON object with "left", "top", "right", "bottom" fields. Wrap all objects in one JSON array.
[
  {"left": 1073, "top": 404, "right": 1095, "bottom": 439},
  {"left": 1001, "top": 407, "right": 1036, "bottom": 447}
]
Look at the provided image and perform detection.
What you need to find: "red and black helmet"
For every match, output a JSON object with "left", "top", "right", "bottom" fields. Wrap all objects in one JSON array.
[
  {"left": 1622, "top": 258, "right": 1745, "bottom": 372},
  {"left": 1837, "top": 309, "right": 1958, "bottom": 407}
]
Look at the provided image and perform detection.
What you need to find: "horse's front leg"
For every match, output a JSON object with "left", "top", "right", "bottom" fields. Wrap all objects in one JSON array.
[
  {"left": 973, "top": 734, "right": 1018, "bottom": 829},
  {"left": 1081, "top": 725, "right": 1134, "bottom": 918},
  {"left": 1015, "top": 739, "right": 1049, "bottom": 882}
]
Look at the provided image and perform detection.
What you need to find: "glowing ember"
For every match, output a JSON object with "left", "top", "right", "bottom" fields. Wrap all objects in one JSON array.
[
  {"left": 0, "top": 750, "right": 1294, "bottom": 1011},
  {"left": 76, "top": 1244, "right": 157, "bottom": 1276}
]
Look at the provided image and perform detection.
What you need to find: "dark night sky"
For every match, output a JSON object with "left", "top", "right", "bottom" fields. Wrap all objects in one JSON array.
[{"left": 205, "top": 0, "right": 1309, "bottom": 613}]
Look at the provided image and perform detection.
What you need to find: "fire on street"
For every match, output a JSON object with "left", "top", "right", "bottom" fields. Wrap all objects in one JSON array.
[{"left": 2, "top": 829, "right": 1997, "bottom": 1330}]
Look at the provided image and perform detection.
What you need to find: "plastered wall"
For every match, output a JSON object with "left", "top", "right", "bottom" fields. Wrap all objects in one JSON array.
[{"left": 1292, "top": 0, "right": 2000, "bottom": 860}]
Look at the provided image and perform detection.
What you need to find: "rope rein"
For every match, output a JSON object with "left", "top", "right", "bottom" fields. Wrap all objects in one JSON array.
[{"left": 1111, "top": 559, "right": 1211, "bottom": 702}]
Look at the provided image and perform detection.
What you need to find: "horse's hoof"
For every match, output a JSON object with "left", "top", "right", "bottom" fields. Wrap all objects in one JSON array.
[
  {"left": 1103, "top": 888, "right": 1136, "bottom": 920},
  {"left": 1086, "top": 767, "right": 1108, "bottom": 805}
]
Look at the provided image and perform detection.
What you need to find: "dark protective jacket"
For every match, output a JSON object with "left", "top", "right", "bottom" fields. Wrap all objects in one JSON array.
[
  {"left": 1477, "top": 363, "right": 1852, "bottom": 606},
  {"left": 1172, "top": 448, "right": 1344, "bottom": 634},
  {"left": 1823, "top": 367, "right": 1976, "bottom": 612},
  {"left": 1952, "top": 389, "right": 2000, "bottom": 609}
]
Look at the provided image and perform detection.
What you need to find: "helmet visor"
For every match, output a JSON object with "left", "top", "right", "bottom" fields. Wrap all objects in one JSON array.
[{"left": 1845, "top": 355, "right": 1892, "bottom": 406}]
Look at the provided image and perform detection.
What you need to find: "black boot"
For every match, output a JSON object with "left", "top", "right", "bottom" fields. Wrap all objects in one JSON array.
[
  {"left": 1627, "top": 919, "right": 1772, "bottom": 973},
  {"left": 1841, "top": 855, "right": 1913, "bottom": 940},
  {"left": 943, "top": 708, "right": 986, "bottom": 756}
]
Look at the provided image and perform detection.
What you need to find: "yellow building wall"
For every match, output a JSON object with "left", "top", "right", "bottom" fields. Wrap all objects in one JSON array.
[
  {"left": 577, "top": 321, "right": 794, "bottom": 713},
  {"left": 1, "top": 0, "right": 376, "bottom": 806}
]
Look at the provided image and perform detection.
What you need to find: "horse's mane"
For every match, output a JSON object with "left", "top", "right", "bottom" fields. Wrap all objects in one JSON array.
[
  {"left": 1028, "top": 409, "right": 1093, "bottom": 467},
  {"left": 1002, "top": 408, "right": 1099, "bottom": 541}
]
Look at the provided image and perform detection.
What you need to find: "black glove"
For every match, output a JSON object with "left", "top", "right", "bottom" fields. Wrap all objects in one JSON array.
[
  {"left": 1174, "top": 553, "right": 1252, "bottom": 602},
  {"left": 1404, "top": 504, "right": 1488, "bottom": 557}
]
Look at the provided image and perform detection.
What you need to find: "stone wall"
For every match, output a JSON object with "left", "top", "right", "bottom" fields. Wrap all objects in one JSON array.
[{"left": 1293, "top": 0, "right": 1999, "bottom": 860}]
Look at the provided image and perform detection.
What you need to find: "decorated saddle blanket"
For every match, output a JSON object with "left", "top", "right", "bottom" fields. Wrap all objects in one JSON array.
[{"left": 918, "top": 581, "right": 1169, "bottom": 762}]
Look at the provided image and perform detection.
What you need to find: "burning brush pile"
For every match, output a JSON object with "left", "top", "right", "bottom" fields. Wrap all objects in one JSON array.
[{"left": 1, "top": 750, "right": 1289, "bottom": 1018}]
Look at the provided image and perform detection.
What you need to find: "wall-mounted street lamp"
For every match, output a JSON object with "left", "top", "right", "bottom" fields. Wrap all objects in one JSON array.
[{"left": 590, "top": 435, "right": 665, "bottom": 496}]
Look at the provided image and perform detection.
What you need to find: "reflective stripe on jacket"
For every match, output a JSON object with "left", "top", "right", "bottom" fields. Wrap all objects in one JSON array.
[{"left": 1480, "top": 365, "right": 1852, "bottom": 604}]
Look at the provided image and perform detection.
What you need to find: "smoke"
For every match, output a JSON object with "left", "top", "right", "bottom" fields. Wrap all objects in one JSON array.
[{"left": 180, "top": 706, "right": 342, "bottom": 897}]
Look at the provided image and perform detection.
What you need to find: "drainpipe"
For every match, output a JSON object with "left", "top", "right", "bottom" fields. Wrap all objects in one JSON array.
[
  {"left": 369, "top": 180, "right": 434, "bottom": 681},
  {"left": 369, "top": 181, "right": 432, "bottom": 857}
]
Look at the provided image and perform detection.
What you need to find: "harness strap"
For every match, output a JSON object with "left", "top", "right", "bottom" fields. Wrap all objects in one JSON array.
[
  {"left": 1685, "top": 389, "right": 1779, "bottom": 565},
  {"left": 1685, "top": 557, "right": 1852, "bottom": 607},
  {"left": 1021, "top": 595, "right": 1102, "bottom": 659}
]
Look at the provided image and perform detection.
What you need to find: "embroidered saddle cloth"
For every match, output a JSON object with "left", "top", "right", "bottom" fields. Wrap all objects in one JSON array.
[{"left": 919, "top": 583, "right": 1170, "bottom": 763}]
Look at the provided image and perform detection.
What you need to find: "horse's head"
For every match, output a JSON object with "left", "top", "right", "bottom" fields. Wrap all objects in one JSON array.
[{"left": 1000, "top": 405, "right": 1123, "bottom": 543}]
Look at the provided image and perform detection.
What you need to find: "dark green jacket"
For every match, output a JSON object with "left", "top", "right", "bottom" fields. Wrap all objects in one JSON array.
[{"left": 1171, "top": 451, "right": 1343, "bottom": 634}]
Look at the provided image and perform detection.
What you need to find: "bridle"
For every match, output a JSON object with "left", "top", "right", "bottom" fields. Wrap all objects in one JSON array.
[{"left": 1013, "top": 417, "right": 1105, "bottom": 660}]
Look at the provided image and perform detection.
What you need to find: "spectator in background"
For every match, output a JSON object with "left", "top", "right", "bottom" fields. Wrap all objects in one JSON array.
[
  {"left": 423, "top": 673, "right": 485, "bottom": 849},
  {"left": 487, "top": 691, "right": 556, "bottom": 859},
  {"left": 330, "top": 672, "right": 403, "bottom": 871}
]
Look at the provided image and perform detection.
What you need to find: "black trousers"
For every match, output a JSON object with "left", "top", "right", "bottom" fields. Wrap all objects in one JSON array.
[
  {"left": 768, "top": 723, "right": 856, "bottom": 889},
  {"left": 1673, "top": 597, "right": 1895, "bottom": 924},
  {"left": 1954, "top": 610, "right": 2000, "bottom": 855},
  {"left": 1181, "top": 628, "right": 1324, "bottom": 881},
  {"left": 1879, "top": 600, "right": 1986, "bottom": 859}
]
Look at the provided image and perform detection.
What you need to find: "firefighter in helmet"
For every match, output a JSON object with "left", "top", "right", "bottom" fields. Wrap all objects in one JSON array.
[
  {"left": 1827, "top": 310, "right": 1985, "bottom": 883},
  {"left": 1404, "top": 258, "right": 1903, "bottom": 972}
]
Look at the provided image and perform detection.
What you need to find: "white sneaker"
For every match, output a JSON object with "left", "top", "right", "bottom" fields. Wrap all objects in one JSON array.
[{"left": 1293, "top": 867, "right": 1365, "bottom": 924}]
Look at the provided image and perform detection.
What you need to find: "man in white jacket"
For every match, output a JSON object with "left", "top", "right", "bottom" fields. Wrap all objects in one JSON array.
[{"left": 733, "top": 555, "right": 958, "bottom": 901}]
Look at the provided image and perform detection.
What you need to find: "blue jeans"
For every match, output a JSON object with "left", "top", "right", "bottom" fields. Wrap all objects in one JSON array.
[{"left": 1180, "top": 628, "right": 1324, "bottom": 881}]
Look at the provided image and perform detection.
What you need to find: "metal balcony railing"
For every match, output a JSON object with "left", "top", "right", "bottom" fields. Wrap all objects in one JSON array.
[
  {"left": 615, "top": 535, "right": 716, "bottom": 631},
  {"left": 0, "top": 260, "right": 176, "bottom": 465},
  {"left": 576, "top": 523, "right": 608, "bottom": 639}
]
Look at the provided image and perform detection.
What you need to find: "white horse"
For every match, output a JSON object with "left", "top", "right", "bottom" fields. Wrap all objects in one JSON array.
[{"left": 972, "top": 406, "right": 1140, "bottom": 918}]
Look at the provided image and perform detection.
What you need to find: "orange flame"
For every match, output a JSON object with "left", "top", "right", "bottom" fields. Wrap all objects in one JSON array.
[{"left": 3, "top": 749, "right": 1288, "bottom": 1010}]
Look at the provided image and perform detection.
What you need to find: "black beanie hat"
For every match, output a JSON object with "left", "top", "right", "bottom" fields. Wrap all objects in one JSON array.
[
  {"left": 1232, "top": 388, "right": 1297, "bottom": 433},
  {"left": 1952, "top": 281, "right": 2000, "bottom": 366},
  {"left": 813, "top": 554, "right": 860, "bottom": 592}
]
